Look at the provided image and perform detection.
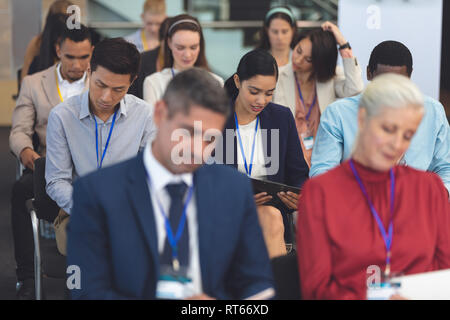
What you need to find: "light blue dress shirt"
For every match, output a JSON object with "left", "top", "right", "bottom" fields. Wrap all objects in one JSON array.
[
  {"left": 310, "top": 93, "right": 450, "bottom": 193},
  {"left": 45, "top": 91, "right": 157, "bottom": 214}
]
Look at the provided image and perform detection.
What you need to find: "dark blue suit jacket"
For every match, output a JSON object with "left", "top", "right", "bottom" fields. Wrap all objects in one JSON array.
[
  {"left": 218, "top": 102, "right": 309, "bottom": 188},
  {"left": 67, "top": 152, "right": 274, "bottom": 299}
]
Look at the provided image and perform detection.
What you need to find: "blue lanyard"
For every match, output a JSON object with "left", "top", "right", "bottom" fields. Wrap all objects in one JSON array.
[
  {"left": 147, "top": 173, "right": 194, "bottom": 265},
  {"left": 234, "top": 112, "right": 259, "bottom": 177},
  {"left": 171, "top": 68, "right": 175, "bottom": 78},
  {"left": 94, "top": 110, "right": 118, "bottom": 169},
  {"left": 349, "top": 159, "right": 395, "bottom": 277},
  {"left": 294, "top": 72, "right": 317, "bottom": 121}
]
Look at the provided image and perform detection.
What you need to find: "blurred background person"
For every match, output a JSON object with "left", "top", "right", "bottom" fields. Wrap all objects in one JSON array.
[
  {"left": 297, "top": 73, "right": 450, "bottom": 300},
  {"left": 9, "top": 25, "right": 92, "bottom": 299},
  {"left": 310, "top": 41, "right": 450, "bottom": 195},
  {"left": 257, "top": 6, "right": 298, "bottom": 71},
  {"left": 220, "top": 49, "right": 309, "bottom": 258},
  {"left": 124, "top": 0, "right": 167, "bottom": 53},
  {"left": 273, "top": 22, "right": 363, "bottom": 167},
  {"left": 20, "top": 0, "right": 72, "bottom": 84},
  {"left": 128, "top": 16, "right": 171, "bottom": 99},
  {"left": 143, "top": 14, "right": 223, "bottom": 106}
]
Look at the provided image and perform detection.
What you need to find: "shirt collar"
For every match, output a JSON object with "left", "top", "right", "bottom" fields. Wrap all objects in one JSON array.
[
  {"left": 143, "top": 142, "right": 193, "bottom": 192},
  {"left": 79, "top": 91, "right": 129, "bottom": 121},
  {"left": 56, "top": 63, "right": 87, "bottom": 85}
]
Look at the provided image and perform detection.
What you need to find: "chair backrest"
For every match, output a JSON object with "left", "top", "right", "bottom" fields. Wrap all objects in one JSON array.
[
  {"left": 271, "top": 252, "right": 302, "bottom": 300},
  {"left": 33, "top": 157, "right": 60, "bottom": 222}
]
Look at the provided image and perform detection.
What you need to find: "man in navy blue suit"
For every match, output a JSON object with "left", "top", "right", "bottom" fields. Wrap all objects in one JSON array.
[{"left": 67, "top": 68, "right": 275, "bottom": 300}]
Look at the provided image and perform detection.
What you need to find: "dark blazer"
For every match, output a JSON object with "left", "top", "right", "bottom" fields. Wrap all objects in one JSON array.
[
  {"left": 67, "top": 152, "right": 274, "bottom": 300},
  {"left": 218, "top": 102, "right": 309, "bottom": 188},
  {"left": 128, "top": 46, "right": 160, "bottom": 99}
]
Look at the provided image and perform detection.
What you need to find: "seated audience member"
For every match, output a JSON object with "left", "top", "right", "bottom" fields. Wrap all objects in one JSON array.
[
  {"left": 67, "top": 68, "right": 275, "bottom": 300},
  {"left": 310, "top": 41, "right": 450, "bottom": 195},
  {"left": 273, "top": 22, "right": 363, "bottom": 166},
  {"left": 124, "top": 0, "right": 167, "bottom": 52},
  {"left": 143, "top": 14, "right": 223, "bottom": 106},
  {"left": 257, "top": 6, "right": 298, "bottom": 70},
  {"left": 297, "top": 74, "right": 450, "bottom": 300},
  {"left": 45, "top": 38, "right": 157, "bottom": 256},
  {"left": 128, "top": 17, "right": 171, "bottom": 99},
  {"left": 217, "top": 49, "right": 309, "bottom": 258},
  {"left": 9, "top": 25, "right": 92, "bottom": 300},
  {"left": 21, "top": 0, "right": 72, "bottom": 84}
]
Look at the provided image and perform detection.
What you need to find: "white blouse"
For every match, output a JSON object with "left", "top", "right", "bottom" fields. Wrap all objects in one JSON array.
[
  {"left": 236, "top": 118, "right": 267, "bottom": 179},
  {"left": 143, "top": 68, "right": 224, "bottom": 106}
]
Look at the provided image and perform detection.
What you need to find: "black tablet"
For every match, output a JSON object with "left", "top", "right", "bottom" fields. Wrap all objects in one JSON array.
[{"left": 251, "top": 178, "right": 301, "bottom": 197}]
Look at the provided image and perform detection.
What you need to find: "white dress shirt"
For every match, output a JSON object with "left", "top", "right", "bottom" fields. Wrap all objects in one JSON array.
[
  {"left": 143, "top": 143, "right": 203, "bottom": 297},
  {"left": 143, "top": 67, "right": 224, "bottom": 106},
  {"left": 56, "top": 63, "right": 87, "bottom": 102}
]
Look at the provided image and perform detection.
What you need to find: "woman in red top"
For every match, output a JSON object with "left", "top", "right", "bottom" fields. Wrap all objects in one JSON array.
[{"left": 297, "top": 73, "right": 450, "bottom": 300}]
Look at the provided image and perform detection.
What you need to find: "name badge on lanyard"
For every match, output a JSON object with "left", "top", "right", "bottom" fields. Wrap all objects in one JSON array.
[
  {"left": 295, "top": 73, "right": 316, "bottom": 150},
  {"left": 146, "top": 172, "right": 195, "bottom": 299},
  {"left": 349, "top": 160, "right": 400, "bottom": 300}
]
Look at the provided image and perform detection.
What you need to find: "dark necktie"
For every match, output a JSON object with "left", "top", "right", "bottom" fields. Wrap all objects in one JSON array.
[{"left": 160, "top": 182, "right": 190, "bottom": 269}]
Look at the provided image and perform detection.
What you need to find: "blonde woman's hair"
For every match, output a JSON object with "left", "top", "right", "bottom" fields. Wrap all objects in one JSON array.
[
  {"left": 359, "top": 73, "right": 424, "bottom": 118},
  {"left": 143, "top": 0, "right": 166, "bottom": 14},
  {"left": 352, "top": 74, "right": 425, "bottom": 156}
]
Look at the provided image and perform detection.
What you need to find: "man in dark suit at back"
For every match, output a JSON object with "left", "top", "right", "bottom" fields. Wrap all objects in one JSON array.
[{"left": 67, "top": 68, "right": 275, "bottom": 300}]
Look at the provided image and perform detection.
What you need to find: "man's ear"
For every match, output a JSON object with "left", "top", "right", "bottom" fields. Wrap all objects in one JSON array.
[
  {"left": 153, "top": 99, "right": 168, "bottom": 127},
  {"left": 366, "top": 66, "right": 373, "bottom": 81},
  {"left": 55, "top": 43, "right": 62, "bottom": 60}
]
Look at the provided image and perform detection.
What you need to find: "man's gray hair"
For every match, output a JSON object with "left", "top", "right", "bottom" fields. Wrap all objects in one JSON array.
[{"left": 162, "top": 68, "right": 230, "bottom": 118}]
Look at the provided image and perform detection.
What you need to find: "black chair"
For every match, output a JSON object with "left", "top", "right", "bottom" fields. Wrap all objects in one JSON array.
[
  {"left": 25, "top": 157, "right": 66, "bottom": 300},
  {"left": 271, "top": 251, "right": 302, "bottom": 300}
]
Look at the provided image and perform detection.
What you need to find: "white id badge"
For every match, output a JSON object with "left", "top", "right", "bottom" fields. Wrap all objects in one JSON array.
[
  {"left": 301, "top": 134, "right": 314, "bottom": 150},
  {"left": 367, "top": 282, "right": 401, "bottom": 300},
  {"left": 156, "top": 266, "right": 193, "bottom": 300}
]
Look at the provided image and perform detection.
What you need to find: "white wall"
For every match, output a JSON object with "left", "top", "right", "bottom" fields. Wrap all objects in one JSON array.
[{"left": 338, "top": 0, "right": 443, "bottom": 99}]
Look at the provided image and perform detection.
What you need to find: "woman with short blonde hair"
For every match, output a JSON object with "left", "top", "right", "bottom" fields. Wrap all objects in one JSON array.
[{"left": 297, "top": 73, "right": 450, "bottom": 300}]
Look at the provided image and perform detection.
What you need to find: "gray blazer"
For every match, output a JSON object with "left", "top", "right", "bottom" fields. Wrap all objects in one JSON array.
[
  {"left": 273, "top": 57, "right": 364, "bottom": 115},
  {"left": 9, "top": 64, "right": 89, "bottom": 158}
]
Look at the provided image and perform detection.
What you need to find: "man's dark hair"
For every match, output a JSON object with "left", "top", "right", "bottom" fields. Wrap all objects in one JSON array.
[
  {"left": 90, "top": 38, "right": 140, "bottom": 82},
  {"left": 368, "top": 40, "right": 413, "bottom": 77},
  {"left": 58, "top": 24, "right": 92, "bottom": 46},
  {"left": 163, "top": 68, "right": 230, "bottom": 118}
]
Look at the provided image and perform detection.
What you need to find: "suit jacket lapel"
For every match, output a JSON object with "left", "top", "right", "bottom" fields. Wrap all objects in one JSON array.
[
  {"left": 194, "top": 169, "right": 214, "bottom": 294},
  {"left": 259, "top": 108, "right": 272, "bottom": 172},
  {"left": 126, "top": 153, "right": 159, "bottom": 275},
  {"left": 42, "top": 64, "right": 63, "bottom": 107},
  {"left": 282, "top": 63, "right": 297, "bottom": 115}
]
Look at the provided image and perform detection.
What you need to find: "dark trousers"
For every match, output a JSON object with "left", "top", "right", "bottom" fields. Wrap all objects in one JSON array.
[{"left": 11, "top": 169, "right": 35, "bottom": 281}]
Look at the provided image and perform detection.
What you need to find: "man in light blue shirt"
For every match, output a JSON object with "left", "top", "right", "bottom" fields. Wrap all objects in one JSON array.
[
  {"left": 46, "top": 38, "right": 157, "bottom": 254},
  {"left": 311, "top": 41, "right": 450, "bottom": 194}
]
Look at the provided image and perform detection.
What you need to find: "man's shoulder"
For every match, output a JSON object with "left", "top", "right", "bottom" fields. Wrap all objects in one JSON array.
[
  {"left": 49, "top": 94, "right": 83, "bottom": 118},
  {"left": 123, "top": 94, "right": 153, "bottom": 114},
  {"left": 322, "top": 94, "right": 360, "bottom": 121},
  {"left": 75, "top": 154, "right": 139, "bottom": 188},
  {"left": 22, "top": 64, "right": 55, "bottom": 87},
  {"left": 197, "top": 164, "right": 250, "bottom": 187},
  {"left": 423, "top": 95, "right": 447, "bottom": 117}
]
